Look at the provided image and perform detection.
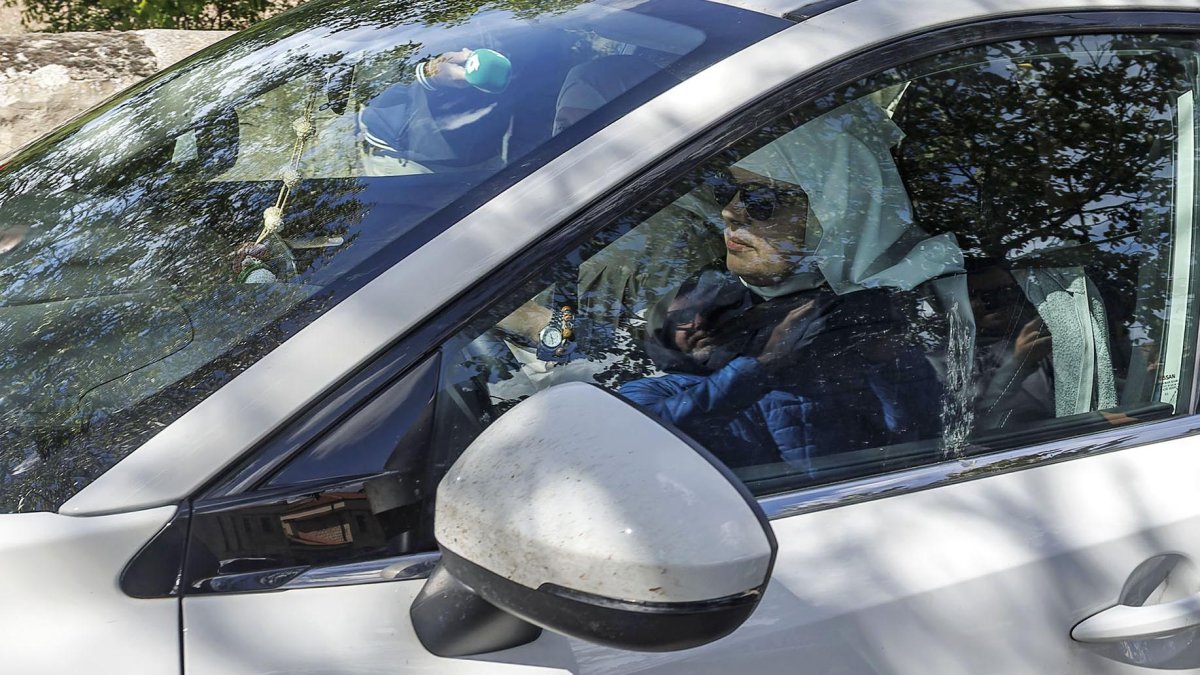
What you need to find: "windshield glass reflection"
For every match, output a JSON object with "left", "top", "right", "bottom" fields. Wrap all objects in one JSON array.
[{"left": 0, "top": 0, "right": 786, "bottom": 512}]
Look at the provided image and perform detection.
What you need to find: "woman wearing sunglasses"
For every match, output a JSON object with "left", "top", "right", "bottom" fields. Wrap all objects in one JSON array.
[{"left": 619, "top": 98, "right": 970, "bottom": 476}]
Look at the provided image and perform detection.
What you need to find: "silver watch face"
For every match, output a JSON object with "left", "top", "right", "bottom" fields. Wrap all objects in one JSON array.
[{"left": 539, "top": 325, "right": 564, "bottom": 348}]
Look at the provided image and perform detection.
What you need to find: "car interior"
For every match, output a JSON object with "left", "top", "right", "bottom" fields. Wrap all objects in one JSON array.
[
  {"left": 436, "top": 37, "right": 1197, "bottom": 497},
  {"left": 740, "top": 42, "right": 1196, "bottom": 491}
]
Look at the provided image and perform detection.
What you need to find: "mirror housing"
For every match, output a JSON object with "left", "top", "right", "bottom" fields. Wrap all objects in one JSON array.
[{"left": 412, "top": 383, "right": 776, "bottom": 656}]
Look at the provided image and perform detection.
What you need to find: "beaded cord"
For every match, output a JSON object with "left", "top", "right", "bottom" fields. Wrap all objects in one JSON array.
[{"left": 255, "top": 78, "right": 320, "bottom": 245}]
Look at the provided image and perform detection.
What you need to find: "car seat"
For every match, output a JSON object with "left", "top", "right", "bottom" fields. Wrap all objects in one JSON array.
[{"left": 552, "top": 54, "right": 666, "bottom": 136}]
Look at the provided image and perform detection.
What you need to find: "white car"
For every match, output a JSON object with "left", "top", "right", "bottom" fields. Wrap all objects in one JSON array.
[{"left": 2, "top": 0, "right": 1200, "bottom": 672}]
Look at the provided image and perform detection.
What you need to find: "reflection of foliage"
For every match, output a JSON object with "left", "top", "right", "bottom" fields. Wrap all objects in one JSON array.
[
  {"left": 443, "top": 33, "right": 1198, "bottom": 478},
  {"left": 8, "top": 0, "right": 585, "bottom": 33},
  {"left": 443, "top": 180, "right": 727, "bottom": 453},
  {"left": 9, "top": 0, "right": 589, "bottom": 32},
  {"left": 0, "top": 34, "right": 375, "bottom": 511},
  {"left": 1, "top": 0, "right": 622, "bottom": 512},
  {"left": 301, "top": 0, "right": 586, "bottom": 31},
  {"left": 888, "top": 35, "right": 1188, "bottom": 377},
  {"left": 416, "top": 0, "right": 583, "bottom": 26},
  {"left": 8, "top": 0, "right": 292, "bottom": 31},
  {"left": 893, "top": 36, "right": 1182, "bottom": 260}
]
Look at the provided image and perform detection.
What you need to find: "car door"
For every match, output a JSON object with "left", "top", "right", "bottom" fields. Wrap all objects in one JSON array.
[{"left": 172, "top": 4, "right": 1200, "bottom": 675}]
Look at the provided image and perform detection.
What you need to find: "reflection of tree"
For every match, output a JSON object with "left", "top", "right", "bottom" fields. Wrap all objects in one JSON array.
[
  {"left": 446, "top": 172, "right": 727, "bottom": 427},
  {"left": 10, "top": 0, "right": 588, "bottom": 32},
  {"left": 894, "top": 37, "right": 1180, "bottom": 257},
  {"left": 890, "top": 35, "right": 1186, "bottom": 380},
  {"left": 0, "top": 60, "right": 374, "bottom": 512},
  {"left": 307, "top": 0, "right": 586, "bottom": 32},
  {"left": 8, "top": 0, "right": 291, "bottom": 31}
]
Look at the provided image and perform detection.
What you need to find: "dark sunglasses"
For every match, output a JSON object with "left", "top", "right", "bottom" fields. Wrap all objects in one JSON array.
[
  {"left": 710, "top": 171, "right": 808, "bottom": 222},
  {"left": 972, "top": 283, "right": 1026, "bottom": 312}
]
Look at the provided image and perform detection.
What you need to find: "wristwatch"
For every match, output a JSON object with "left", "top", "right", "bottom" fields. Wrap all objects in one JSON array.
[
  {"left": 539, "top": 323, "right": 564, "bottom": 349},
  {"left": 537, "top": 304, "right": 575, "bottom": 362}
]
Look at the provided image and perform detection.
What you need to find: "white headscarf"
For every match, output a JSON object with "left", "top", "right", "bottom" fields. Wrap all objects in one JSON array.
[
  {"left": 736, "top": 97, "right": 978, "bottom": 452},
  {"left": 734, "top": 96, "right": 965, "bottom": 295}
]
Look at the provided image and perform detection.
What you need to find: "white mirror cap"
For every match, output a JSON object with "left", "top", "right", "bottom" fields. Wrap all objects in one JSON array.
[{"left": 435, "top": 382, "right": 773, "bottom": 605}]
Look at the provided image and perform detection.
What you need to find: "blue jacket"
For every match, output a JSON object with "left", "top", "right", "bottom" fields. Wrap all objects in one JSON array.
[
  {"left": 619, "top": 282, "right": 943, "bottom": 478},
  {"left": 620, "top": 354, "right": 940, "bottom": 477}
]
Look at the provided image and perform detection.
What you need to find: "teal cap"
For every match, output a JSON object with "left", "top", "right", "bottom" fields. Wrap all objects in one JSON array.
[{"left": 464, "top": 48, "right": 512, "bottom": 94}]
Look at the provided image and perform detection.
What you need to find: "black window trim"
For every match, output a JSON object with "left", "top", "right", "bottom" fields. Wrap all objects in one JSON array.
[{"left": 197, "top": 9, "right": 1200, "bottom": 520}]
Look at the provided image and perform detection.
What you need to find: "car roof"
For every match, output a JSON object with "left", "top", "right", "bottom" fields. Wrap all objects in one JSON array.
[
  {"left": 710, "top": 0, "right": 849, "bottom": 19},
  {"left": 711, "top": 0, "right": 1179, "bottom": 20}
]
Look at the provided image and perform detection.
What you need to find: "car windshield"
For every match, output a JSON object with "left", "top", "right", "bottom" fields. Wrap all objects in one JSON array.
[{"left": 0, "top": 0, "right": 787, "bottom": 512}]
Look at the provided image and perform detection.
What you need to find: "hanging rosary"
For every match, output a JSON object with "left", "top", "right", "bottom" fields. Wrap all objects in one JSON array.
[
  {"left": 257, "top": 81, "right": 319, "bottom": 244},
  {"left": 234, "top": 77, "right": 320, "bottom": 283}
]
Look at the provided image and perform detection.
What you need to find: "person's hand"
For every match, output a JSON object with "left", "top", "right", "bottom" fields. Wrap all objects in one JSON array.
[
  {"left": 757, "top": 301, "right": 817, "bottom": 368},
  {"left": 495, "top": 301, "right": 552, "bottom": 345},
  {"left": 1139, "top": 341, "right": 1161, "bottom": 377},
  {"left": 1013, "top": 318, "right": 1052, "bottom": 366},
  {"left": 231, "top": 242, "right": 274, "bottom": 282},
  {"left": 424, "top": 49, "right": 472, "bottom": 88}
]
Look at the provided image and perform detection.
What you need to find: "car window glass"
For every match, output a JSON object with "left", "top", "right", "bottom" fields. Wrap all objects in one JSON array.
[
  {"left": 180, "top": 30, "right": 1200, "bottom": 591},
  {"left": 0, "top": 0, "right": 783, "bottom": 513},
  {"left": 434, "top": 32, "right": 1200, "bottom": 496}
]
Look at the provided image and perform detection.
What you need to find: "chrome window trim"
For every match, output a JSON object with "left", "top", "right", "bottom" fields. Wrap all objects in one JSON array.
[
  {"left": 277, "top": 551, "right": 442, "bottom": 590},
  {"left": 759, "top": 416, "right": 1200, "bottom": 520}
]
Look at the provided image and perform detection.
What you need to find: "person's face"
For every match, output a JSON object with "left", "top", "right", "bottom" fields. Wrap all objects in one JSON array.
[
  {"left": 967, "top": 265, "right": 1027, "bottom": 338},
  {"left": 718, "top": 166, "right": 810, "bottom": 286},
  {"left": 668, "top": 296, "right": 716, "bottom": 361}
]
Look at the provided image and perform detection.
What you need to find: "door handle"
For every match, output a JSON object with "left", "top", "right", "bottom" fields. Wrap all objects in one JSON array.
[{"left": 1072, "top": 594, "right": 1200, "bottom": 643}]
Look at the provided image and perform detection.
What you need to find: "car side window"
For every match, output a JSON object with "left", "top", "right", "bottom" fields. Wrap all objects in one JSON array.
[{"left": 435, "top": 31, "right": 1200, "bottom": 496}]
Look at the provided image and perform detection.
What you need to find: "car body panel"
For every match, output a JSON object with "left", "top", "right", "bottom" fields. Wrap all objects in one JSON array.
[
  {"left": 7, "top": 0, "right": 1200, "bottom": 673},
  {"left": 0, "top": 506, "right": 178, "bottom": 674},
  {"left": 181, "top": 428, "right": 1200, "bottom": 675},
  {"left": 747, "top": 431, "right": 1200, "bottom": 675},
  {"left": 183, "top": 581, "right": 573, "bottom": 675}
]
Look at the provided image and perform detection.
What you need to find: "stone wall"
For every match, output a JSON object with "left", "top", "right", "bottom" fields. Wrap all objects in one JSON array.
[
  {"left": 0, "top": 29, "right": 233, "bottom": 159},
  {"left": 0, "top": 4, "right": 24, "bottom": 33}
]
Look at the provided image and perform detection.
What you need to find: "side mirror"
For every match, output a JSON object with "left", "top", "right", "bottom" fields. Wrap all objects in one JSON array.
[{"left": 412, "top": 383, "right": 776, "bottom": 656}]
